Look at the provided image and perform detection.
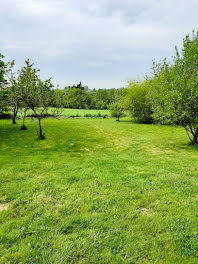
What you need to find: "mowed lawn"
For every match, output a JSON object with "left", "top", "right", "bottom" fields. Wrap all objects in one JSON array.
[{"left": 0, "top": 118, "right": 197, "bottom": 264}]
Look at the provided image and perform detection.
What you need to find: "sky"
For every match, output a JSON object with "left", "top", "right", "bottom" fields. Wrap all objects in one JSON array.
[{"left": 1, "top": 0, "right": 198, "bottom": 89}]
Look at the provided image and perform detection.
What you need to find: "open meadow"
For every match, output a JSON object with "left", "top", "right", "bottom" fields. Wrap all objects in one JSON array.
[{"left": 0, "top": 118, "right": 197, "bottom": 263}]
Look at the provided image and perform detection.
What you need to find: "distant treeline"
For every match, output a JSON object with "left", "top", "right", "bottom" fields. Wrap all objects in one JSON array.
[{"left": 51, "top": 82, "right": 125, "bottom": 110}]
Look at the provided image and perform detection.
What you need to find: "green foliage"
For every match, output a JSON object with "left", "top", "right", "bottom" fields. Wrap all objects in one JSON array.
[
  {"left": 122, "top": 80, "right": 153, "bottom": 123},
  {"left": 18, "top": 60, "right": 52, "bottom": 113},
  {"left": 108, "top": 102, "right": 124, "bottom": 121},
  {"left": 52, "top": 87, "right": 125, "bottom": 110},
  {"left": 0, "top": 90, "right": 9, "bottom": 118},
  {"left": 17, "top": 59, "right": 57, "bottom": 138},
  {"left": 91, "top": 88, "right": 124, "bottom": 109},
  {"left": 0, "top": 53, "right": 6, "bottom": 86},
  {"left": 0, "top": 55, "right": 14, "bottom": 118},
  {"left": 152, "top": 30, "right": 198, "bottom": 143},
  {"left": 65, "top": 87, "right": 91, "bottom": 109}
]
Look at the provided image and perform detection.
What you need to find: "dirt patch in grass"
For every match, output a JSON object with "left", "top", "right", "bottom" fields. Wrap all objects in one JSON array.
[
  {"left": 148, "top": 147, "right": 175, "bottom": 155},
  {"left": 140, "top": 207, "right": 153, "bottom": 216},
  {"left": 0, "top": 203, "right": 9, "bottom": 212},
  {"left": 37, "top": 194, "right": 52, "bottom": 204}
]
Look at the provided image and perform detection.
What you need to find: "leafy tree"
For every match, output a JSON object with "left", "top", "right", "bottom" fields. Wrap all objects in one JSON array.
[
  {"left": 18, "top": 59, "right": 55, "bottom": 139},
  {"left": 122, "top": 80, "right": 153, "bottom": 123},
  {"left": 4, "top": 61, "right": 21, "bottom": 124},
  {"left": 0, "top": 90, "right": 9, "bottom": 118},
  {"left": 0, "top": 55, "right": 21, "bottom": 123},
  {"left": 90, "top": 88, "right": 123, "bottom": 109},
  {"left": 0, "top": 53, "right": 6, "bottom": 86},
  {"left": 50, "top": 89, "right": 66, "bottom": 107},
  {"left": 152, "top": 30, "right": 198, "bottom": 143},
  {"left": 65, "top": 88, "right": 91, "bottom": 109},
  {"left": 19, "top": 97, "right": 29, "bottom": 130},
  {"left": 108, "top": 102, "right": 124, "bottom": 121},
  {"left": 61, "top": 85, "right": 124, "bottom": 110},
  {"left": 0, "top": 54, "right": 9, "bottom": 117}
]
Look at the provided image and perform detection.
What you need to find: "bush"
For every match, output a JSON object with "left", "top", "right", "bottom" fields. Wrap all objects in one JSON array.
[
  {"left": 122, "top": 80, "right": 153, "bottom": 123},
  {"left": 84, "top": 114, "right": 97, "bottom": 118},
  {"left": 0, "top": 112, "right": 12, "bottom": 119}
]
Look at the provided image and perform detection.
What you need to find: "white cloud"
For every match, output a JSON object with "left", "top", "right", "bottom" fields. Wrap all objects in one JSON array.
[{"left": 1, "top": 0, "right": 198, "bottom": 88}]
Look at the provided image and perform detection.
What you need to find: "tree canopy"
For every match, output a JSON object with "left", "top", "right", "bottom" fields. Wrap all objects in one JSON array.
[{"left": 152, "top": 31, "right": 198, "bottom": 143}]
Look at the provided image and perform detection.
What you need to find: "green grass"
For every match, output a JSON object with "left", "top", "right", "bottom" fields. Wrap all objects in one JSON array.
[
  {"left": 58, "top": 108, "right": 110, "bottom": 117},
  {"left": 16, "top": 108, "right": 110, "bottom": 118},
  {"left": 0, "top": 118, "right": 198, "bottom": 263}
]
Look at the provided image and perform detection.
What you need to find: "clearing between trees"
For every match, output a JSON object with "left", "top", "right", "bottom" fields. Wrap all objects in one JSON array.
[{"left": 0, "top": 118, "right": 197, "bottom": 263}]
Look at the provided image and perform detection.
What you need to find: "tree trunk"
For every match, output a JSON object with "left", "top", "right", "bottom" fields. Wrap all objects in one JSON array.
[
  {"left": 12, "top": 116, "right": 17, "bottom": 124},
  {"left": 12, "top": 106, "right": 19, "bottom": 124},
  {"left": 185, "top": 125, "right": 198, "bottom": 144},
  {"left": 116, "top": 116, "right": 120, "bottom": 121},
  {"left": 22, "top": 109, "right": 27, "bottom": 127},
  {"left": 193, "top": 127, "right": 198, "bottom": 144},
  {"left": 23, "top": 116, "right": 25, "bottom": 127},
  {"left": 38, "top": 118, "right": 43, "bottom": 138}
]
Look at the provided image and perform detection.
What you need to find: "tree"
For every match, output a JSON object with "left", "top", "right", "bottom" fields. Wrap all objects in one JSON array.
[
  {"left": 108, "top": 102, "right": 124, "bottom": 121},
  {"left": 0, "top": 55, "right": 21, "bottom": 123},
  {"left": 152, "top": 30, "right": 198, "bottom": 144},
  {"left": 90, "top": 88, "right": 122, "bottom": 109},
  {"left": 2, "top": 60, "right": 22, "bottom": 125},
  {"left": 122, "top": 80, "right": 153, "bottom": 123},
  {"left": 18, "top": 59, "right": 54, "bottom": 139},
  {"left": 0, "top": 89, "right": 9, "bottom": 118},
  {"left": 65, "top": 87, "right": 91, "bottom": 109},
  {"left": 19, "top": 99, "right": 28, "bottom": 130},
  {"left": 0, "top": 53, "right": 6, "bottom": 86},
  {"left": 9, "top": 80, "right": 20, "bottom": 124},
  {"left": 0, "top": 54, "right": 9, "bottom": 118}
]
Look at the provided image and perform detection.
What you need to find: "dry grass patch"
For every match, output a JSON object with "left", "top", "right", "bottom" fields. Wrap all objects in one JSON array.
[
  {"left": 0, "top": 203, "right": 9, "bottom": 212},
  {"left": 140, "top": 207, "right": 153, "bottom": 216}
]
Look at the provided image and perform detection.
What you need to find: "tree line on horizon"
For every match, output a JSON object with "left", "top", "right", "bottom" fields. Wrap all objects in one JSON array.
[{"left": 52, "top": 83, "right": 124, "bottom": 110}]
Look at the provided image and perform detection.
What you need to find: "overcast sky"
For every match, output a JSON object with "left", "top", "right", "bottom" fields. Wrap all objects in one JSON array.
[{"left": 1, "top": 0, "right": 198, "bottom": 89}]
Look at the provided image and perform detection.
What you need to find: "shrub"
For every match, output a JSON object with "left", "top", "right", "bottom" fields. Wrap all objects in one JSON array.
[{"left": 122, "top": 80, "right": 153, "bottom": 123}]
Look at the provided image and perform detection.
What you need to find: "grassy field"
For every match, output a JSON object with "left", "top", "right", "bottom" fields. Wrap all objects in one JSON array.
[
  {"left": 16, "top": 108, "right": 111, "bottom": 118},
  {"left": 0, "top": 118, "right": 198, "bottom": 263}
]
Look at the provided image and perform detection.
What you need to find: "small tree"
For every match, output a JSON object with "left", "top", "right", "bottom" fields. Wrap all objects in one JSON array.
[
  {"left": 108, "top": 102, "right": 124, "bottom": 121},
  {"left": 0, "top": 55, "right": 20, "bottom": 122},
  {"left": 19, "top": 59, "right": 61, "bottom": 139},
  {"left": 5, "top": 61, "right": 22, "bottom": 124},
  {"left": 9, "top": 80, "right": 21, "bottom": 124}
]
